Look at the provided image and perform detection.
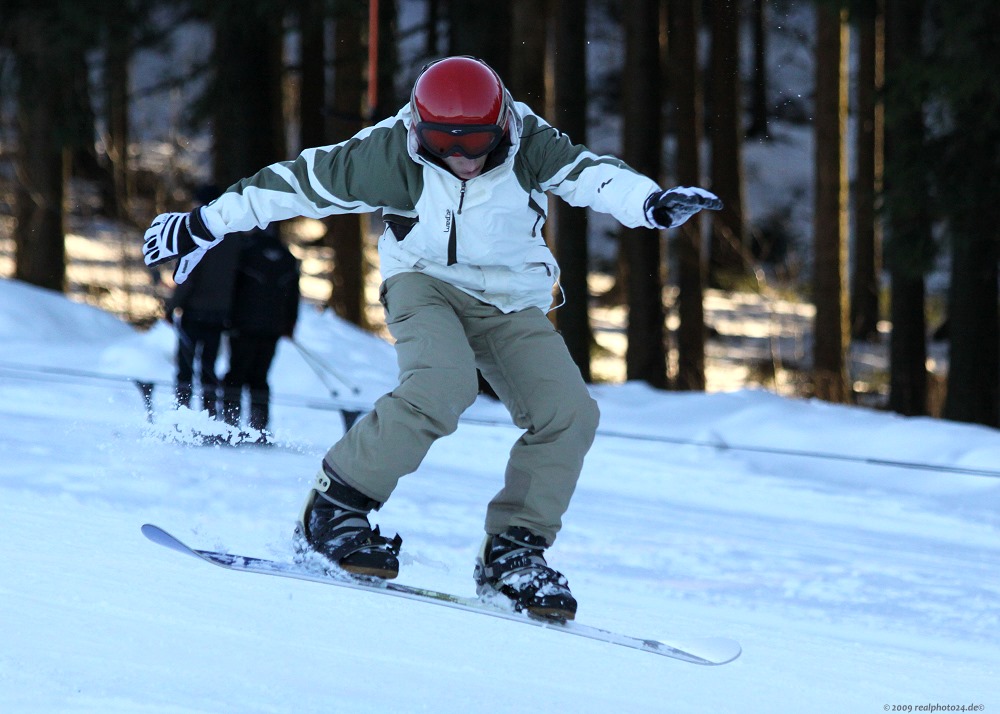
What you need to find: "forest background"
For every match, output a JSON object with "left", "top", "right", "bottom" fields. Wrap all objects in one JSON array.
[{"left": 0, "top": 0, "right": 998, "bottom": 428}]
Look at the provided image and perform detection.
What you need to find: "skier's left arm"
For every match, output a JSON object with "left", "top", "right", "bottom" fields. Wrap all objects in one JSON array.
[{"left": 522, "top": 109, "right": 722, "bottom": 229}]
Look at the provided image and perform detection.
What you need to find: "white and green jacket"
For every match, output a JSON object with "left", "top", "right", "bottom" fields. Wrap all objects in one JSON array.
[{"left": 201, "top": 99, "right": 660, "bottom": 313}]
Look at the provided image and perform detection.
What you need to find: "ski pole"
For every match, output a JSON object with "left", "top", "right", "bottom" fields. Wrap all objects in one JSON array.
[
  {"left": 289, "top": 338, "right": 362, "bottom": 396},
  {"left": 173, "top": 318, "right": 193, "bottom": 350},
  {"left": 288, "top": 339, "right": 366, "bottom": 431},
  {"left": 290, "top": 339, "right": 340, "bottom": 398}
]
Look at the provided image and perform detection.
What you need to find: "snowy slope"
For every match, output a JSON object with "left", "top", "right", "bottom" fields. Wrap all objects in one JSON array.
[{"left": 1, "top": 277, "right": 997, "bottom": 714}]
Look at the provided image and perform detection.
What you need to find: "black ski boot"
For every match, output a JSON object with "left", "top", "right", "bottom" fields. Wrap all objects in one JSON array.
[
  {"left": 473, "top": 527, "right": 577, "bottom": 621},
  {"left": 295, "top": 463, "right": 402, "bottom": 579}
]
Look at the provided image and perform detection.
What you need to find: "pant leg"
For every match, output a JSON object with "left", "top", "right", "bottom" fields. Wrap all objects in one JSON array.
[
  {"left": 174, "top": 381, "right": 193, "bottom": 408},
  {"left": 246, "top": 336, "right": 277, "bottom": 430},
  {"left": 324, "top": 273, "right": 480, "bottom": 502},
  {"left": 175, "top": 319, "right": 197, "bottom": 407},
  {"left": 179, "top": 317, "right": 225, "bottom": 415},
  {"left": 198, "top": 328, "right": 223, "bottom": 418},
  {"left": 223, "top": 335, "right": 251, "bottom": 427},
  {"left": 463, "top": 303, "right": 600, "bottom": 545}
]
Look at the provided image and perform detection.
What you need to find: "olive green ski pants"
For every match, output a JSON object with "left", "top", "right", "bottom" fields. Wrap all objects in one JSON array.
[{"left": 324, "top": 272, "right": 599, "bottom": 544}]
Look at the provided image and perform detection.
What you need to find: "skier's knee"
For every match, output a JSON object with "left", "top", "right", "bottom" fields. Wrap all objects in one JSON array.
[
  {"left": 541, "top": 385, "right": 599, "bottom": 441},
  {"left": 399, "top": 366, "right": 479, "bottom": 434},
  {"left": 573, "top": 393, "right": 600, "bottom": 441}
]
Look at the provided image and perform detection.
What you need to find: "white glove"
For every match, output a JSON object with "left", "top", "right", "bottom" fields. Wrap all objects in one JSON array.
[
  {"left": 142, "top": 208, "right": 223, "bottom": 284},
  {"left": 645, "top": 187, "right": 723, "bottom": 229}
]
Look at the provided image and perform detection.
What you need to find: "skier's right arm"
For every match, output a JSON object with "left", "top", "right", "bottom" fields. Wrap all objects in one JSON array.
[
  {"left": 200, "top": 114, "right": 417, "bottom": 236},
  {"left": 142, "top": 113, "right": 416, "bottom": 283}
]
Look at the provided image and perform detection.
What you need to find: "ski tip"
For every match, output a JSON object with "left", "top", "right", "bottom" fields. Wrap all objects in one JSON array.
[
  {"left": 710, "top": 641, "right": 742, "bottom": 665},
  {"left": 140, "top": 523, "right": 167, "bottom": 540},
  {"left": 140, "top": 523, "right": 193, "bottom": 555},
  {"left": 676, "top": 637, "right": 742, "bottom": 665}
]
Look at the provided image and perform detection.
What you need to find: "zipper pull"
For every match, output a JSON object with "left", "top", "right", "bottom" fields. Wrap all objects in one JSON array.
[{"left": 458, "top": 181, "right": 467, "bottom": 215}]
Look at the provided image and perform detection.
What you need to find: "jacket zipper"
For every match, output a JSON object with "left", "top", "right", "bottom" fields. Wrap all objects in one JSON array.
[{"left": 448, "top": 181, "right": 467, "bottom": 265}]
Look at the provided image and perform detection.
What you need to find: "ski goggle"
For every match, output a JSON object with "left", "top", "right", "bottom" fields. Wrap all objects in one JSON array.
[{"left": 415, "top": 121, "right": 505, "bottom": 160}]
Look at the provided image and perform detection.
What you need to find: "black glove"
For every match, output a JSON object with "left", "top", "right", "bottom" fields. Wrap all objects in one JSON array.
[
  {"left": 645, "top": 187, "right": 723, "bottom": 229},
  {"left": 142, "top": 208, "right": 223, "bottom": 284}
]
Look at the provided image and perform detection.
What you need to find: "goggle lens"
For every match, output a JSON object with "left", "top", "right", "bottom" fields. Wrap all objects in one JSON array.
[{"left": 416, "top": 122, "right": 504, "bottom": 160}]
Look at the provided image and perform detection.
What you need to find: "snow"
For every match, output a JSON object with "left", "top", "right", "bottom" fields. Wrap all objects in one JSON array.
[{"left": 1, "top": 276, "right": 998, "bottom": 713}]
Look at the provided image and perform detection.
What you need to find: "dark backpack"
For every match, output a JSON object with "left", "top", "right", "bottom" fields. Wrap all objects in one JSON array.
[{"left": 231, "top": 228, "right": 300, "bottom": 337}]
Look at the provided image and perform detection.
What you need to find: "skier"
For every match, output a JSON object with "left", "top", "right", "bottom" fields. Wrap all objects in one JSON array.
[
  {"left": 222, "top": 226, "right": 300, "bottom": 442},
  {"left": 163, "top": 184, "right": 242, "bottom": 417},
  {"left": 142, "top": 56, "right": 721, "bottom": 620}
]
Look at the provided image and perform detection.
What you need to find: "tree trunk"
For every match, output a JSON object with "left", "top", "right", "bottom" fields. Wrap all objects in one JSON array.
[
  {"left": 850, "top": 0, "right": 885, "bottom": 342},
  {"left": 373, "top": 0, "right": 400, "bottom": 120},
  {"left": 211, "top": 2, "right": 286, "bottom": 186},
  {"left": 13, "top": 14, "right": 68, "bottom": 292},
  {"left": 623, "top": 0, "right": 667, "bottom": 387},
  {"left": 932, "top": 1, "right": 1000, "bottom": 427},
  {"left": 299, "top": 0, "right": 327, "bottom": 151},
  {"left": 508, "top": 0, "right": 547, "bottom": 111},
  {"left": 425, "top": 0, "right": 441, "bottom": 56},
  {"left": 943, "top": 226, "right": 999, "bottom": 425},
  {"left": 883, "top": 0, "right": 930, "bottom": 417},
  {"left": 67, "top": 44, "right": 106, "bottom": 189},
  {"left": 325, "top": 3, "right": 367, "bottom": 328},
  {"left": 669, "top": 0, "right": 707, "bottom": 391},
  {"left": 446, "top": 2, "right": 511, "bottom": 81},
  {"left": 551, "top": 0, "right": 592, "bottom": 382},
  {"left": 888, "top": 276, "right": 927, "bottom": 415},
  {"left": 103, "top": 19, "right": 132, "bottom": 221},
  {"left": 746, "top": 0, "right": 769, "bottom": 139},
  {"left": 812, "top": 3, "right": 851, "bottom": 403},
  {"left": 707, "top": 0, "right": 747, "bottom": 287}
]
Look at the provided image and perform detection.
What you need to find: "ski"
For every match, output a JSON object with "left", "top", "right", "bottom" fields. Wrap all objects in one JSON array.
[{"left": 141, "top": 523, "right": 741, "bottom": 666}]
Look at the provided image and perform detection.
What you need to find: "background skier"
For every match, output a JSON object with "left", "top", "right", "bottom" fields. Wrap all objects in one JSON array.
[
  {"left": 222, "top": 226, "right": 300, "bottom": 442},
  {"left": 163, "top": 184, "right": 242, "bottom": 418}
]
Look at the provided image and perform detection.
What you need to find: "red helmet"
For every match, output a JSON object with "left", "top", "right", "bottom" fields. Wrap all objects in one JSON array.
[{"left": 410, "top": 56, "right": 511, "bottom": 160}]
